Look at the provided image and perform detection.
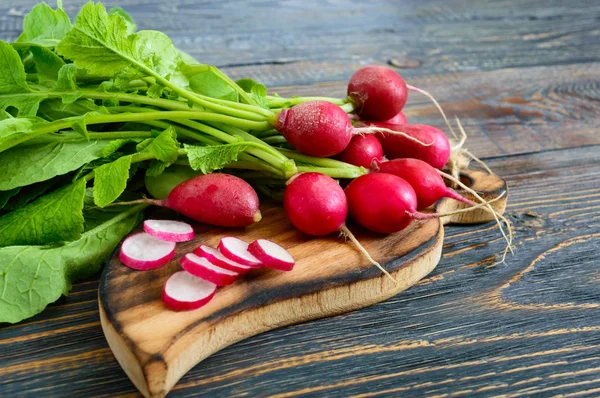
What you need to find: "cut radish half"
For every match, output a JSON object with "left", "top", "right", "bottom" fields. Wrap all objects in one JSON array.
[
  {"left": 180, "top": 253, "right": 239, "bottom": 286},
  {"left": 143, "top": 219, "right": 194, "bottom": 242},
  {"left": 120, "top": 232, "right": 175, "bottom": 270},
  {"left": 218, "top": 237, "right": 262, "bottom": 267},
  {"left": 248, "top": 239, "right": 295, "bottom": 271},
  {"left": 162, "top": 271, "right": 217, "bottom": 311},
  {"left": 193, "top": 245, "right": 252, "bottom": 274}
]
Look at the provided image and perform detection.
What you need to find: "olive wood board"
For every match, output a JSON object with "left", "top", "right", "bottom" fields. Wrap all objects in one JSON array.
[{"left": 99, "top": 169, "right": 507, "bottom": 398}]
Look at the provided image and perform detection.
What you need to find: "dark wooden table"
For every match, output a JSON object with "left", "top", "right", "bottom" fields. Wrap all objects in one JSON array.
[{"left": 2, "top": 0, "right": 600, "bottom": 396}]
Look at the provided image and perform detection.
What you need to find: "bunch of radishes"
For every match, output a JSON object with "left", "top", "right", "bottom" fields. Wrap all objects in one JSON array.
[
  {"left": 120, "top": 219, "right": 295, "bottom": 310},
  {"left": 116, "top": 64, "right": 511, "bottom": 308}
]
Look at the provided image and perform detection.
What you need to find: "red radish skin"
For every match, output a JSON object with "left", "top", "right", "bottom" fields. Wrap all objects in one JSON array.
[
  {"left": 248, "top": 239, "right": 295, "bottom": 271},
  {"left": 143, "top": 219, "right": 194, "bottom": 242},
  {"left": 162, "top": 271, "right": 217, "bottom": 311},
  {"left": 180, "top": 253, "right": 239, "bottom": 286},
  {"left": 283, "top": 172, "right": 347, "bottom": 236},
  {"left": 142, "top": 174, "right": 261, "bottom": 227},
  {"left": 276, "top": 100, "right": 353, "bottom": 157},
  {"left": 348, "top": 65, "right": 408, "bottom": 121},
  {"left": 218, "top": 237, "right": 262, "bottom": 267},
  {"left": 381, "top": 111, "right": 408, "bottom": 125},
  {"left": 375, "top": 158, "right": 476, "bottom": 209},
  {"left": 193, "top": 244, "right": 253, "bottom": 273},
  {"left": 345, "top": 173, "right": 424, "bottom": 234},
  {"left": 119, "top": 232, "right": 175, "bottom": 270},
  {"left": 374, "top": 123, "right": 451, "bottom": 169},
  {"left": 336, "top": 134, "right": 384, "bottom": 168}
]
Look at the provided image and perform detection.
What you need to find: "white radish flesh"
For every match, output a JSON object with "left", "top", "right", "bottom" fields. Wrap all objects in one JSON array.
[
  {"left": 180, "top": 253, "right": 239, "bottom": 286},
  {"left": 120, "top": 232, "right": 175, "bottom": 270},
  {"left": 193, "top": 245, "right": 252, "bottom": 274},
  {"left": 248, "top": 239, "right": 295, "bottom": 271},
  {"left": 218, "top": 237, "right": 262, "bottom": 267},
  {"left": 162, "top": 271, "right": 217, "bottom": 311},
  {"left": 143, "top": 219, "right": 195, "bottom": 242}
]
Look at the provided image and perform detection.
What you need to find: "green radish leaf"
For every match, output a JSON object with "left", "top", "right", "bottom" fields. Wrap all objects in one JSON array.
[
  {"left": 0, "top": 178, "right": 86, "bottom": 247},
  {"left": 38, "top": 98, "right": 101, "bottom": 120},
  {"left": 0, "top": 206, "right": 142, "bottom": 324},
  {"left": 0, "top": 42, "right": 44, "bottom": 116},
  {"left": 146, "top": 160, "right": 171, "bottom": 177},
  {"left": 136, "top": 138, "right": 153, "bottom": 152},
  {"left": 29, "top": 46, "right": 66, "bottom": 85},
  {"left": 57, "top": 3, "right": 181, "bottom": 81},
  {"left": 55, "top": 64, "right": 82, "bottom": 104},
  {"left": 93, "top": 154, "right": 133, "bottom": 207},
  {"left": 0, "top": 140, "right": 111, "bottom": 191},
  {"left": 0, "top": 188, "right": 20, "bottom": 209},
  {"left": 141, "top": 126, "right": 179, "bottom": 163},
  {"left": 108, "top": 7, "right": 136, "bottom": 33},
  {"left": 102, "top": 138, "right": 140, "bottom": 158},
  {"left": 185, "top": 142, "right": 248, "bottom": 174},
  {"left": 16, "top": 3, "right": 72, "bottom": 48},
  {"left": 251, "top": 84, "right": 269, "bottom": 109},
  {"left": 3, "top": 179, "right": 59, "bottom": 211},
  {"left": 188, "top": 68, "right": 238, "bottom": 102},
  {"left": 0, "top": 118, "right": 37, "bottom": 152}
]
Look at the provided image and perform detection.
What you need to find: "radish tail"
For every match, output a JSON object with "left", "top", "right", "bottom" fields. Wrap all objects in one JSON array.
[
  {"left": 339, "top": 224, "right": 396, "bottom": 284},
  {"left": 407, "top": 84, "right": 458, "bottom": 140},
  {"left": 353, "top": 127, "right": 433, "bottom": 147},
  {"left": 410, "top": 191, "right": 506, "bottom": 221},
  {"left": 444, "top": 188, "right": 478, "bottom": 207}
]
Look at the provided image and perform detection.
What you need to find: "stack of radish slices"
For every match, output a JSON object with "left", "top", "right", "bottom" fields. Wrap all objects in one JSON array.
[{"left": 119, "top": 220, "right": 295, "bottom": 311}]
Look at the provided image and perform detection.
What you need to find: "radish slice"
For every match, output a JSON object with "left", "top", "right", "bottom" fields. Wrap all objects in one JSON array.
[
  {"left": 143, "top": 219, "right": 194, "bottom": 242},
  {"left": 162, "top": 271, "right": 217, "bottom": 311},
  {"left": 248, "top": 239, "right": 295, "bottom": 271},
  {"left": 193, "top": 245, "right": 252, "bottom": 274},
  {"left": 120, "top": 232, "right": 175, "bottom": 270},
  {"left": 218, "top": 237, "right": 262, "bottom": 267},
  {"left": 180, "top": 253, "right": 239, "bottom": 286}
]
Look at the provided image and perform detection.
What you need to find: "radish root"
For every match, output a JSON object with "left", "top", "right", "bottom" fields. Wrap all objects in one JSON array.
[
  {"left": 353, "top": 126, "right": 433, "bottom": 147},
  {"left": 407, "top": 84, "right": 458, "bottom": 140},
  {"left": 339, "top": 224, "right": 397, "bottom": 284},
  {"left": 409, "top": 191, "right": 506, "bottom": 220},
  {"left": 437, "top": 169, "right": 514, "bottom": 264}
]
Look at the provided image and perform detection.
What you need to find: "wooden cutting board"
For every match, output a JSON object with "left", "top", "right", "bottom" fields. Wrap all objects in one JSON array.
[{"left": 99, "top": 170, "right": 507, "bottom": 398}]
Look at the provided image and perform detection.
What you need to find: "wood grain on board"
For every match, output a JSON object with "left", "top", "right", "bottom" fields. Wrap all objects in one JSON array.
[{"left": 1, "top": 0, "right": 600, "bottom": 397}]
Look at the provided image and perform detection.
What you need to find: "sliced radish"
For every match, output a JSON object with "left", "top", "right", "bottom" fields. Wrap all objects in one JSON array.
[
  {"left": 218, "top": 237, "right": 262, "bottom": 267},
  {"left": 162, "top": 271, "right": 217, "bottom": 311},
  {"left": 120, "top": 232, "right": 175, "bottom": 270},
  {"left": 193, "top": 245, "right": 252, "bottom": 274},
  {"left": 248, "top": 239, "right": 295, "bottom": 271},
  {"left": 143, "top": 219, "right": 194, "bottom": 242},
  {"left": 180, "top": 253, "right": 239, "bottom": 286}
]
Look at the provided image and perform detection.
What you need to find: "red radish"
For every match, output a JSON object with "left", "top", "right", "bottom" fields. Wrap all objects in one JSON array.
[
  {"left": 276, "top": 100, "right": 428, "bottom": 158},
  {"left": 345, "top": 173, "right": 438, "bottom": 234},
  {"left": 119, "top": 232, "right": 175, "bottom": 270},
  {"left": 283, "top": 172, "right": 347, "bottom": 236},
  {"left": 348, "top": 65, "right": 408, "bottom": 121},
  {"left": 180, "top": 253, "right": 238, "bottom": 286},
  {"left": 143, "top": 219, "right": 194, "bottom": 242},
  {"left": 218, "top": 237, "right": 262, "bottom": 267},
  {"left": 118, "top": 174, "right": 261, "bottom": 227},
  {"left": 276, "top": 100, "right": 353, "bottom": 157},
  {"left": 248, "top": 239, "right": 295, "bottom": 271},
  {"left": 193, "top": 244, "right": 253, "bottom": 273},
  {"left": 374, "top": 158, "right": 476, "bottom": 210},
  {"left": 381, "top": 111, "right": 408, "bottom": 125},
  {"left": 336, "top": 134, "right": 383, "bottom": 168},
  {"left": 374, "top": 123, "right": 450, "bottom": 169},
  {"left": 283, "top": 172, "right": 395, "bottom": 281},
  {"left": 162, "top": 271, "right": 217, "bottom": 311}
]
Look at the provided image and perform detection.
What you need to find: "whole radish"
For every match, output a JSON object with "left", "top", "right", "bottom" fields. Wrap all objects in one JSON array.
[
  {"left": 283, "top": 172, "right": 347, "bottom": 236},
  {"left": 117, "top": 173, "right": 261, "bottom": 227},
  {"left": 276, "top": 100, "right": 429, "bottom": 158},
  {"left": 348, "top": 65, "right": 408, "bottom": 121},
  {"left": 374, "top": 123, "right": 450, "bottom": 170},
  {"left": 382, "top": 111, "right": 408, "bottom": 125},
  {"left": 283, "top": 172, "right": 395, "bottom": 281},
  {"left": 374, "top": 158, "right": 476, "bottom": 209},
  {"left": 276, "top": 100, "right": 353, "bottom": 157},
  {"left": 336, "top": 134, "right": 384, "bottom": 168}
]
